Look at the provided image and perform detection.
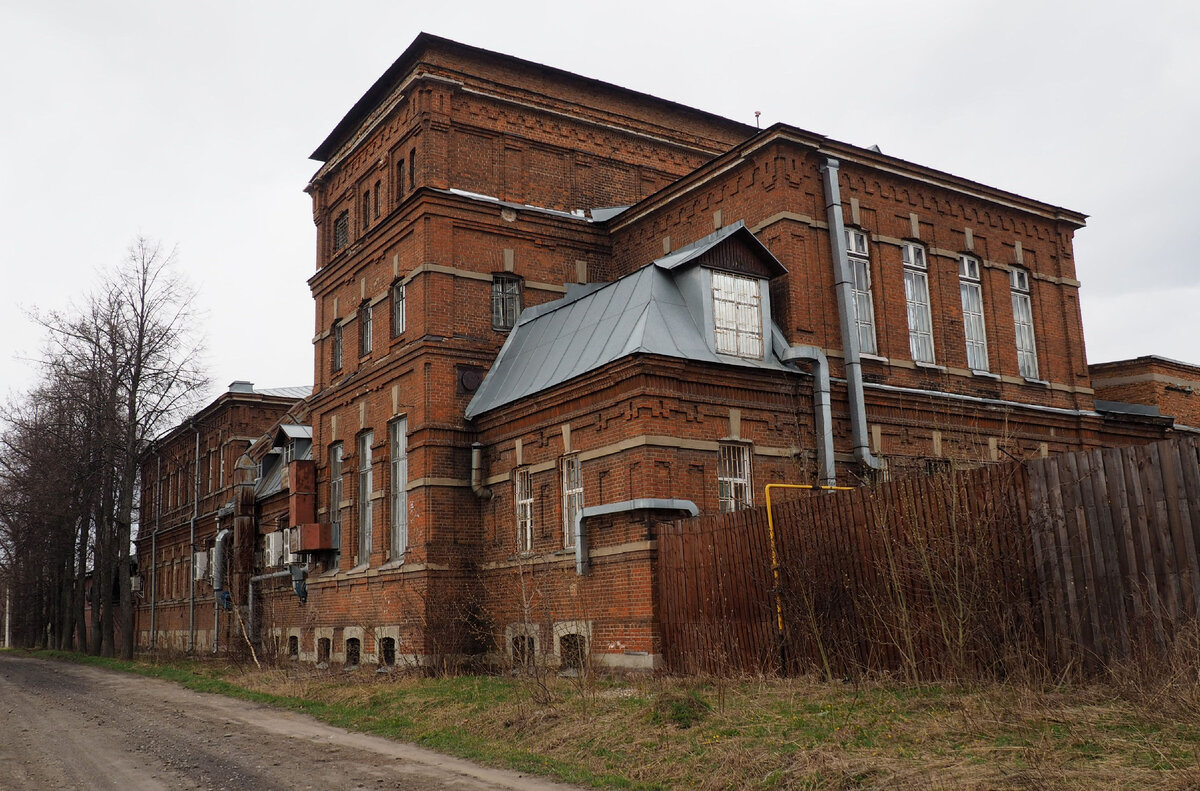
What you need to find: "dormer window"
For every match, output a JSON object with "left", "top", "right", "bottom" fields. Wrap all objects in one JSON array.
[{"left": 712, "top": 271, "right": 763, "bottom": 358}]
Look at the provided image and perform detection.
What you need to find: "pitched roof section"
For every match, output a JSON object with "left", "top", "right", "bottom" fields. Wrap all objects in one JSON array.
[
  {"left": 465, "top": 235, "right": 790, "bottom": 419},
  {"left": 653, "top": 221, "right": 787, "bottom": 278}
]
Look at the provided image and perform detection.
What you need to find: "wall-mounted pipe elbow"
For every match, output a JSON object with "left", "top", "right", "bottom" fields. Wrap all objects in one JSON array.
[
  {"left": 775, "top": 333, "right": 837, "bottom": 488},
  {"left": 212, "top": 528, "right": 232, "bottom": 592},
  {"left": 470, "top": 443, "right": 493, "bottom": 500},
  {"left": 574, "top": 498, "right": 699, "bottom": 575},
  {"left": 820, "top": 156, "right": 885, "bottom": 473}
]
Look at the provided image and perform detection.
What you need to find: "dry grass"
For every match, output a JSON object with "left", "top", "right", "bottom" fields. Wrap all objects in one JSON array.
[{"left": 207, "top": 662, "right": 1200, "bottom": 790}]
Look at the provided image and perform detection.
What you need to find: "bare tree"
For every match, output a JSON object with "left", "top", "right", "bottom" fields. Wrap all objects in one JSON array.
[{"left": 29, "top": 237, "right": 208, "bottom": 658}]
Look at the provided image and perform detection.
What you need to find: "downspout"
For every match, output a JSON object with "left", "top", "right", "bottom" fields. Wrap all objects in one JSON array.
[
  {"left": 773, "top": 329, "right": 837, "bottom": 488},
  {"left": 188, "top": 421, "right": 200, "bottom": 653},
  {"left": 150, "top": 447, "right": 162, "bottom": 649},
  {"left": 211, "top": 527, "right": 231, "bottom": 653},
  {"left": 470, "top": 443, "right": 492, "bottom": 500},
  {"left": 574, "top": 498, "right": 699, "bottom": 575},
  {"left": 820, "top": 157, "right": 885, "bottom": 472}
]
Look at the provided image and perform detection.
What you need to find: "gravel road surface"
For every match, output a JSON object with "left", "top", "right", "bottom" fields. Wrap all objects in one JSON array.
[{"left": 0, "top": 653, "right": 580, "bottom": 791}]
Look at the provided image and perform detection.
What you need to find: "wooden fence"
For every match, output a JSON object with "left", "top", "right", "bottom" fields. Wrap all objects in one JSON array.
[{"left": 657, "top": 436, "right": 1200, "bottom": 677}]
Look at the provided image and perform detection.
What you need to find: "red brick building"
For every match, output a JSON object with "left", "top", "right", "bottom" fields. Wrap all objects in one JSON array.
[{"left": 138, "top": 34, "right": 1189, "bottom": 669}]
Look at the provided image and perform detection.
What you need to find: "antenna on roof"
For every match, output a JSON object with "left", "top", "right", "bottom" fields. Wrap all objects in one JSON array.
[{"left": 754, "top": 110, "right": 761, "bottom": 129}]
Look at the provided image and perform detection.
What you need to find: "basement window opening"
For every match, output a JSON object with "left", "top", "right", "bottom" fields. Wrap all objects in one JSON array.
[
  {"left": 379, "top": 637, "right": 396, "bottom": 668},
  {"left": 559, "top": 633, "right": 587, "bottom": 673},
  {"left": 345, "top": 637, "right": 361, "bottom": 669},
  {"left": 288, "top": 635, "right": 299, "bottom": 660}
]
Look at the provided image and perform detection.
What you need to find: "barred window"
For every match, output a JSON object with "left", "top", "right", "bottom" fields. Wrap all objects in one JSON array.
[
  {"left": 561, "top": 454, "right": 583, "bottom": 548},
  {"left": 718, "top": 443, "right": 752, "bottom": 513},
  {"left": 492, "top": 274, "right": 522, "bottom": 330},
  {"left": 515, "top": 467, "right": 533, "bottom": 552},
  {"left": 1011, "top": 268, "right": 1039, "bottom": 379},
  {"left": 844, "top": 228, "right": 877, "bottom": 355},
  {"left": 389, "top": 418, "right": 408, "bottom": 560},
  {"left": 712, "top": 271, "right": 763, "bottom": 358},
  {"left": 959, "top": 255, "right": 989, "bottom": 371},
  {"left": 902, "top": 243, "right": 935, "bottom": 363},
  {"left": 333, "top": 210, "right": 349, "bottom": 252}
]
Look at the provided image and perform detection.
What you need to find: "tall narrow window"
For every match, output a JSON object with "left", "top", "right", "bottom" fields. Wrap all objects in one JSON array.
[
  {"left": 844, "top": 229, "right": 877, "bottom": 355},
  {"left": 718, "top": 443, "right": 752, "bottom": 513},
  {"left": 329, "top": 443, "right": 344, "bottom": 565},
  {"left": 359, "top": 303, "right": 373, "bottom": 356},
  {"left": 1011, "top": 268, "right": 1039, "bottom": 379},
  {"left": 561, "top": 454, "right": 583, "bottom": 548},
  {"left": 712, "top": 271, "right": 764, "bottom": 358},
  {"left": 331, "top": 323, "right": 343, "bottom": 371},
  {"left": 396, "top": 160, "right": 405, "bottom": 202},
  {"left": 408, "top": 148, "right": 416, "bottom": 191},
  {"left": 389, "top": 418, "right": 408, "bottom": 560},
  {"left": 391, "top": 282, "right": 405, "bottom": 337},
  {"left": 959, "top": 255, "right": 989, "bottom": 371},
  {"left": 361, "top": 190, "right": 370, "bottom": 230},
  {"left": 902, "top": 243, "right": 935, "bottom": 363},
  {"left": 333, "top": 210, "right": 349, "bottom": 252},
  {"left": 373, "top": 180, "right": 381, "bottom": 218},
  {"left": 357, "top": 432, "right": 374, "bottom": 562},
  {"left": 492, "top": 274, "right": 522, "bottom": 330},
  {"left": 515, "top": 467, "right": 533, "bottom": 552}
]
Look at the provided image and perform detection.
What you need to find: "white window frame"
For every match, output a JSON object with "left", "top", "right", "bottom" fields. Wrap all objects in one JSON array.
[
  {"left": 389, "top": 417, "right": 408, "bottom": 560},
  {"left": 718, "top": 442, "right": 752, "bottom": 513},
  {"left": 844, "top": 229, "right": 878, "bottom": 355},
  {"left": 711, "top": 270, "right": 764, "bottom": 359},
  {"left": 329, "top": 442, "right": 344, "bottom": 564},
  {"left": 959, "top": 255, "right": 989, "bottom": 372},
  {"left": 561, "top": 454, "right": 583, "bottom": 548},
  {"left": 902, "top": 242, "right": 935, "bottom": 364},
  {"left": 357, "top": 431, "right": 374, "bottom": 562},
  {"left": 391, "top": 282, "right": 405, "bottom": 337},
  {"left": 515, "top": 467, "right": 533, "bottom": 553},
  {"left": 1010, "top": 267, "right": 1039, "bottom": 379},
  {"left": 492, "top": 274, "right": 522, "bottom": 330}
]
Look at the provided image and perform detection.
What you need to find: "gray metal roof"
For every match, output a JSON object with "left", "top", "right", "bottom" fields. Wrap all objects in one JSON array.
[
  {"left": 465, "top": 264, "right": 789, "bottom": 419},
  {"left": 257, "top": 386, "right": 311, "bottom": 400},
  {"left": 255, "top": 439, "right": 313, "bottom": 500},
  {"left": 277, "top": 424, "right": 313, "bottom": 440}
]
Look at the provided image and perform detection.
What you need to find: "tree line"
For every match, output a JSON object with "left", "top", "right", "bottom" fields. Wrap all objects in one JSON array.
[{"left": 0, "top": 239, "right": 206, "bottom": 658}]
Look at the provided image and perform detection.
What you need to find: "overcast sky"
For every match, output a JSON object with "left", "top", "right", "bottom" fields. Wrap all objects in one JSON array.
[{"left": 2, "top": 0, "right": 1197, "bottom": 410}]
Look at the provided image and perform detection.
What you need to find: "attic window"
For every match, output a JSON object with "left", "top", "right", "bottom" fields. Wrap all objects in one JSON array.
[{"left": 712, "top": 271, "right": 763, "bottom": 358}]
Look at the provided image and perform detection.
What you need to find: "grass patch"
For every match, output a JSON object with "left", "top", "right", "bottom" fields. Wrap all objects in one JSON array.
[{"left": 15, "top": 649, "right": 1200, "bottom": 789}]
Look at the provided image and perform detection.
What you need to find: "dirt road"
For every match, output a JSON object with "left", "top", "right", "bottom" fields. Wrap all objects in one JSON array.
[{"left": 0, "top": 653, "right": 581, "bottom": 791}]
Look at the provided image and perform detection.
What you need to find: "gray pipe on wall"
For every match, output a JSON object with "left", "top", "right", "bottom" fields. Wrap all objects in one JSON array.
[
  {"left": 773, "top": 329, "right": 837, "bottom": 488},
  {"left": 573, "top": 499, "right": 698, "bottom": 575},
  {"left": 470, "top": 443, "right": 493, "bottom": 500},
  {"left": 820, "top": 157, "right": 885, "bottom": 473}
]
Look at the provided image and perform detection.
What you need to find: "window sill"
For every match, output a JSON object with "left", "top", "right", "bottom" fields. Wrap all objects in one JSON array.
[
  {"left": 915, "top": 361, "right": 947, "bottom": 372},
  {"left": 1023, "top": 377, "right": 1050, "bottom": 387},
  {"left": 345, "top": 562, "right": 370, "bottom": 576},
  {"left": 971, "top": 369, "right": 1001, "bottom": 380},
  {"left": 860, "top": 353, "right": 890, "bottom": 364},
  {"left": 379, "top": 557, "right": 406, "bottom": 571}
]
